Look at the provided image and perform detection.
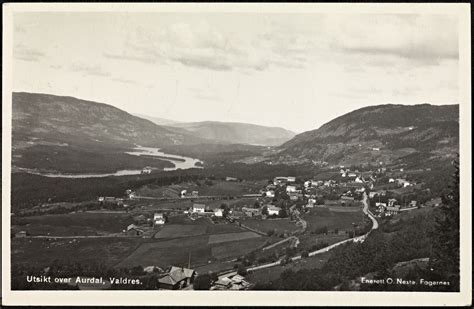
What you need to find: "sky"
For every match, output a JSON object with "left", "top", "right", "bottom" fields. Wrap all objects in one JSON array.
[{"left": 12, "top": 12, "right": 459, "bottom": 133}]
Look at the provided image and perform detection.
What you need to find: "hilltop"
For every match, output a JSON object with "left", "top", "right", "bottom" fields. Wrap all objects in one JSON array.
[{"left": 275, "top": 104, "right": 459, "bottom": 167}]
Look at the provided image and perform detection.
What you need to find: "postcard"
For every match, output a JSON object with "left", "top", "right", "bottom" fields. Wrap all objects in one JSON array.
[{"left": 2, "top": 2, "right": 471, "bottom": 306}]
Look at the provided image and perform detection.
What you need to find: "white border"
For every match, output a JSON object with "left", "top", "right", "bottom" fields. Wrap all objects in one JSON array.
[{"left": 2, "top": 2, "right": 471, "bottom": 306}]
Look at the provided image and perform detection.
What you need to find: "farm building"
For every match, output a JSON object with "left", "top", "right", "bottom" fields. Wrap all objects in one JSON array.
[
  {"left": 267, "top": 205, "right": 281, "bottom": 216},
  {"left": 226, "top": 177, "right": 238, "bottom": 182},
  {"left": 141, "top": 167, "right": 152, "bottom": 174},
  {"left": 154, "top": 213, "right": 165, "bottom": 225},
  {"left": 192, "top": 203, "right": 206, "bottom": 213},
  {"left": 214, "top": 208, "right": 224, "bottom": 217},
  {"left": 242, "top": 207, "right": 261, "bottom": 217},
  {"left": 385, "top": 205, "right": 401, "bottom": 215},
  {"left": 212, "top": 274, "right": 251, "bottom": 290},
  {"left": 15, "top": 231, "right": 27, "bottom": 238},
  {"left": 125, "top": 224, "right": 145, "bottom": 236},
  {"left": 396, "top": 178, "right": 411, "bottom": 187},
  {"left": 286, "top": 185, "right": 297, "bottom": 193},
  {"left": 158, "top": 266, "right": 196, "bottom": 290},
  {"left": 265, "top": 190, "right": 275, "bottom": 198},
  {"left": 273, "top": 176, "right": 296, "bottom": 185}
]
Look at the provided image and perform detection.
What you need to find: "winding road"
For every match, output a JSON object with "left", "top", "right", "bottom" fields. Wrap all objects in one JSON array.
[{"left": 246, "top": 192, "right": 378, "bottom": 272}]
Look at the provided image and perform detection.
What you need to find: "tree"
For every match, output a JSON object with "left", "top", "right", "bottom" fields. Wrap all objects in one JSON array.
[
  {"left": 209, "top": 272, "right": 218, "bottom": 282},
  {"left": 193, "top": 274, "right": 212, "bottom": 290},
  {"left": 237, "top": 264, "right": 248, "bottom": 276},
  {"left": 279, "top": 208, "right": 288, "bottom": 218},
  {"left": 430, "top": 156, "right": 460, "bottom": 290},
  {"left": 220, "top": 203, "right": 230, "bottom": 217},
  {"left": 261, "top": 206, "right": 269, "bottom": 216}
]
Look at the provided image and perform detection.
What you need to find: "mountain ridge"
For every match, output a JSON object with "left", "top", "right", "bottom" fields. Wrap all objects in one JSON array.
[{"left": 276, "top": 103, "right": 459, "bottom": 167}]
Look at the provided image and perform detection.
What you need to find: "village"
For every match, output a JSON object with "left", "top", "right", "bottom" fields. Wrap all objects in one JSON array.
[{"left": 11, "top": 162, "right": 444, "bottom": 291}]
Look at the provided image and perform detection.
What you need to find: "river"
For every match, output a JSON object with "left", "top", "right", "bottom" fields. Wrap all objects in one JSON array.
[{"left": 20, "top": 146, "right": 203, "bottom": 178}]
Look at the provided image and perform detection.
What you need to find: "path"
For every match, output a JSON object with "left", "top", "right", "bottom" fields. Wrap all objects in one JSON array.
[
  {"left": 262, "top": 236, "right": 299, "bottom": 251},
  {"left": 245, "top": 192, "right": 378, "bottom": 272}
]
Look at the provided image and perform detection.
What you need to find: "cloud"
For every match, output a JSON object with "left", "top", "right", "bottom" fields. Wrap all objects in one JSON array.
[
  {"left": 70, "top": 62, "right": 110, "bottom": 77},
  {"left": 327, "top": 15, "right": 458, "bottom": 64},
  {"left": 13, "top": 44, "right": 45, "bottom": 62},
  {"left": 104, "top": 21, "right": 312, "bottom": 72}
]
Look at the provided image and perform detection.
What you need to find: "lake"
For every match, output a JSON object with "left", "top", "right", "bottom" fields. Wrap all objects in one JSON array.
[{"left": 21, "top": 146, "right": 203, "bottom": 178}]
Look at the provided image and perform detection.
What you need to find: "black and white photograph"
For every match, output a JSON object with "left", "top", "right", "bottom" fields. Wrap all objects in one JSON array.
[{"left": 2, "top": 2, "right": 471, "bottom": 307}]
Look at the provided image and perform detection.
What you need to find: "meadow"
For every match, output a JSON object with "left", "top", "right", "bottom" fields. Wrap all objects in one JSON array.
[
  {"left": 11, "top": 237, "right": 142, "bottom": 268},
  {"left": 241, "top": 217, "right": 300, "bottom": 235},
  {"left": 11, "top": 212, "right": 134, "bottom": 236}
]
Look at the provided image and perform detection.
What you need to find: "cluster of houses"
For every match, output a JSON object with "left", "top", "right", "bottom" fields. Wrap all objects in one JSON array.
[
  {"left": 212, "top": 274, "right": 252, "bottom": 290},
  {"left": 145, "top": 265, "right": 251, "bottom": 290},
  {"left": 180, "top": 190, "right": 199, "bottom": 198},
  {"left": 373, "top": 195, "right": 419, "bottom": 216},
  {"left": 97, "top": 196, "right": 125, "bottom": 206},
  {"left": 141, "top": 167, "right": 152, "bottom": 174},
  {"left": 184, "top": 203, "right": 224, "bottom": 218}
]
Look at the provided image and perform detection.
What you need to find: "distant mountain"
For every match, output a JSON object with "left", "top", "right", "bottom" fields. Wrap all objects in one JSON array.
[
  {"left": 11, "top": 92, "right": 206, "bottom": 173},
  {"left": 13, "top": 92, "right": 203, "bottom": 148},
  {"left": 132, "top": 113, "right": 180, "bottom": 126},
  {"left": 168, "top": 121, "right": 296, "bottom": 146},
  {"left": 276, "top": 104, "right": 459, "bottom": 167}
]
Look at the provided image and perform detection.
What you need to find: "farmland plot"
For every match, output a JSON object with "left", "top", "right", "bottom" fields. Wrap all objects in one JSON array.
[
  {"left": 116, "top": 236, "right": 212, "bottom": 268},
  {"left": 208, "top": 231, "right": 261, "bottom": 245},
  {"left": 11, "top": 212, "right": 134, "bottom": 236}
]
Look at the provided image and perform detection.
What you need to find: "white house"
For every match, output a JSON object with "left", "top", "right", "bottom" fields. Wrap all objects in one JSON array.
[
  {"left": 192, "top": 203, "right": 206, "bottom": 213},
  {"left": 266, "top": 190, "right": 275, "bottom": 198},
  {"left": 267, "top": 205, "right": 281, "bottom": 216},
  {"left": 396, "top": 178, "right": 411, "bottom": 187},
  {"left": 354, "top": 176, "right": 364, "bottom": 183},
  {"left": 214, "top": 208, "right": 223, "bottom": 217},
  {"left": 304, "top": 181, "right": 311, "bottom": 188},
  {"left": 389, "top": 178, "right": 395, "bottom": 183},
  {"left": 286, "top": 185, "right": 297, "bottom": 193},
  {"left": 141, "top": 168, "right": 152, "bottom": 174},
  {"left": 154, "top": 213, "right": 165, "bottom": 225},
  {"left": 307, "top": 198, "right": 316, "bottom": 208}
]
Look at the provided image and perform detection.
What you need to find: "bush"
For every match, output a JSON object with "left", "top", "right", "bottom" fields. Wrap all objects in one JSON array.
[
  {"left": 237, "top": 264, "right": 248, "bottom": 276},
  {"left": 193, "top": 274, "right": 212, "bottom": 290},
  {"left": 301, "top": 251, "right": 309, "bottom": 258}
]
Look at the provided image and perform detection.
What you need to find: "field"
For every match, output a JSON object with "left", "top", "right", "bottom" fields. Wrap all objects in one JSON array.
[
  {"left": 241, "top": 218, "right": 300, "bottom": 234},
  {"left": 155, "top": 224, "right": 208, "bottom": 238},
  {"left": 208, "top": 231, "right": 261, "bottom": 245},
  {"left": 154, "top": 218, "right": 244, "bottom": 239},
  {"left": 303, "top": 206, "right": 365, "bottom": 233},
  {"left": 246, "top": 251, "right": 333, "bottom": 286},
  {"left": 11, "top": 212, "right": 134, "bottom": 236},
  {"left": 116, "top": 236, "right": 212, "bottom": 268},
  {"left": 115, "top": 218, "right": 267, "bottom": 269},
  {"left": 11, "top": 237, "right": 142, "bottom": 268},
  {"left": 210, "top": 238, "right": 267, "bottom": 260}
]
